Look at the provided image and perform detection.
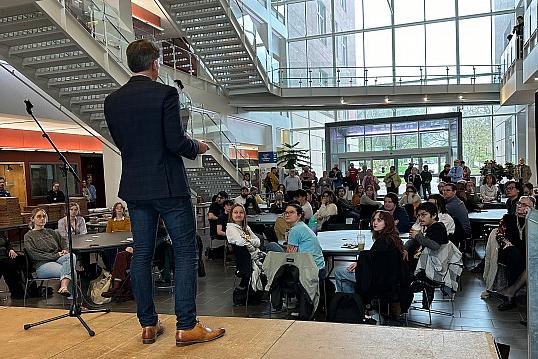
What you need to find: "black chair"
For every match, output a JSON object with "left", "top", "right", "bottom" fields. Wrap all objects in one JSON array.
[
  {"left": 22, "top": 249, "right": 62, "bottom": 307},
  {"left": 403, "top": 204, "right": 416, "bottom": 223},
  {"left": 359, "top": 204, "right": 379, "bottom": 230}
]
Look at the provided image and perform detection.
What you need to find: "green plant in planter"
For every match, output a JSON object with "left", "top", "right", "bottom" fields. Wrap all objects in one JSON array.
[
  {"left": 504, "top": 162, "right": 516, "bottom": 180},
  {"left": 480, "top": 160, "right": 505, "bottom": 183},
  {"left": 277, "top": 142, "right": 310, "bottom": 170}
]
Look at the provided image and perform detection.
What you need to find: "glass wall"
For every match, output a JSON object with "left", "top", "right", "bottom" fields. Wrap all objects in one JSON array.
[
  {"left": 283, "top": 0, "right": 515, "bottom": 87},
  {"left": 290, "top": 104, "right": 518, "bottom": 175}
]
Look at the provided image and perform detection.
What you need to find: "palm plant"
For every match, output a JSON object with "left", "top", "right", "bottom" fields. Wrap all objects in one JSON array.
[{"left": 277, "top": 142, "right": 310, "bottom": 170}]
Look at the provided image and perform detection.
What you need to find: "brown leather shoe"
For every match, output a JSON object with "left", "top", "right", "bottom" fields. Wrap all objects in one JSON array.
[
  {"left": 176, "top": 322, "right": 225, "bottom": 347},
  {"left": 141, "top": 321, "right": 164, "bottom": 344}
]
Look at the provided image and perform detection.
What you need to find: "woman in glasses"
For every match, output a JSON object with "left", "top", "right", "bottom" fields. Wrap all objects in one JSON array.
[{"left": 24, "top": 208, "right": 76, "bottom": 297}]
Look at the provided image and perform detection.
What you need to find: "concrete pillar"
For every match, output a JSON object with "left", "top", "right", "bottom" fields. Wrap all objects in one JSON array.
[
  {"left": 527, "top": 103, "right": 536, "bottom": 183},
  {"left": 102, "top": 144, "right": 122, "bottom": 208}
]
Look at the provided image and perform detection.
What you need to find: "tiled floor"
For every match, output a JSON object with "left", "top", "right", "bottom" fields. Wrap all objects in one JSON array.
[{"left": 1, "top": 232, "right": 528, "bottom": 358}]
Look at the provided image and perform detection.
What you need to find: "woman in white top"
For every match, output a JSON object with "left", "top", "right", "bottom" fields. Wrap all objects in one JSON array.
[
  {"left": 480, "top": 174, "right": 498, "bottom": 202},
  {"left": 57, "top": 202, "right": 87, "bottom": 237},
  {"left": 313, "top": 190, "right": 338, "bottom": 231},
  {"left": 242, "top": 173, "right": 252, "bottom": 190},
  {"left": 399, "top": 185, "right": 422, "bottom": 209},
  {"left": 411, "top": 194, "right": 455, "bottom": 235}
]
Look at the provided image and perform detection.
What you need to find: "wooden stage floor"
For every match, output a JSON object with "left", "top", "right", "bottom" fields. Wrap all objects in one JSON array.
[{"left": 0, "top": 306, "right": 499, "bottom": 358}]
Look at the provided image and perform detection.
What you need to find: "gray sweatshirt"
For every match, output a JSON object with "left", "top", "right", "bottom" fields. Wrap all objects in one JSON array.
[{"left": 24, "top": 228, "right": 67, "bottom": 269}]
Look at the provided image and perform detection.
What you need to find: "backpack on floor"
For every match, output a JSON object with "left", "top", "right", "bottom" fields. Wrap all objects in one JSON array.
[
  {"left": 327, "top": 293, "right": 366, "bottom": 324},
  {"left": 88, "top": 270, "right": 112, "bottom": 305}
]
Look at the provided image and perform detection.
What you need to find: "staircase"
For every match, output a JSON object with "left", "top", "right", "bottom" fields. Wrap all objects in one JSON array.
[
  {"left": 186, "top": 155, "right": 242, "bottom": 201},
  {"left": 0, "top": 0, "right": 131, "bottom": 141},
  {"left": 157, "top": 0, "right": 270, "bottom": 92}
]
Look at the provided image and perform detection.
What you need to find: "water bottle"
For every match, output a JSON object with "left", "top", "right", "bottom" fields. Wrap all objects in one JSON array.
[{"left": 308, "top": 217, "right": 318, "bottom": 233}]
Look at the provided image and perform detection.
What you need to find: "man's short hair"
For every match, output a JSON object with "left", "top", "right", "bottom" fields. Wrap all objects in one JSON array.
[
  {"left": 126, "top": 39, "right": 160, "bottom": 73},
  {"left": 295, "top": 189, "right": 307, "bottom": 198},
  {"left": 384, "top": 193, "right": 398, "bottom": 205},
  {"left": 240, "top": 187, "right": 249, "bottom": 191},
  {"left": 444, "top": 183, "right": 457, "bottom": 191},
  {"left": 0, "top": 176, "right": 4, "bottom": 181},
  {"left": 223, "top": 199, "right": 234, "bottom": 207},
  {"left": 217, "top": 191, "right": 229, "bottom": 199}
]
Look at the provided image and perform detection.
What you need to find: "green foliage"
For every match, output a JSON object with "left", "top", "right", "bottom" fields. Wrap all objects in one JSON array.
[
  {"left": 277, "top": 142, "right": 310, "bottom": 170},
  {"left": 479, "top": 160, "right": 515, "bottom": 181}
]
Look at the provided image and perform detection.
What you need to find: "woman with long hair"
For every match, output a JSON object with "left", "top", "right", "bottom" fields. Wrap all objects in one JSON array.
[
  {"left": 335, "top": 210, "right": 404, "bottom": 293},
  {"left": 106, "top": 202, "right": 131, "bottom": 233},
  {"left": 360, "top": 185, "right": 379, "bottom": 206},
  {"left": 313, "top": 190, "right": 338, "bottom": 231},
  {"left": 57, "top": 202, "right": 87, "bottom": 237},
  {"left": 24, "top": 208, "right": 76, "bottom": 297},
  {"left": 480, "top": 174, "right": 498, "bottom": 202}
]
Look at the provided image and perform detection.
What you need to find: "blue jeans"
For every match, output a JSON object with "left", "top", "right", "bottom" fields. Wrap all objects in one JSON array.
[
  {"left": 335, "top": 267, "right": 356, "bottom": 293},
  {"left": 36, "top": 254, "right": 77, "bottom": 292},
  {"left": 127, "top": 197, "right": 197, "bottom": 330}
]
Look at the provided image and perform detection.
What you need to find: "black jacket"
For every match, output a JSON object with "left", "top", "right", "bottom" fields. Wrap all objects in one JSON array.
[
  {"left": 270, "top": 264, "right": 315, "bottom": 320},
  {"left": 104, "top": 76, "right": 199, "bottom": 201}
]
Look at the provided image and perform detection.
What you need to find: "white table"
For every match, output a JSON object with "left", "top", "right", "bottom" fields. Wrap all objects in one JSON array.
[
  {"left": 317, "top": 229, "right": 410, "bottom": 276},
  {"left": 468, "top": 209, "right": 506, "bottom": 223}
]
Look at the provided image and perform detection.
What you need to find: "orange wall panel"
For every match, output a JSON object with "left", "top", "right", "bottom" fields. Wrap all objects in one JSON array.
[
  {"left": 0, "top": 128, "right": 102, "bottom": 152},
  {"left": 131, "top": 3, "right": 161, "bottom": 28}
]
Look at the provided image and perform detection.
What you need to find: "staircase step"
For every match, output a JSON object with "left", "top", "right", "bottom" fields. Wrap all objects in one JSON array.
[
  {"left": 225, "top": 82, "right": 264, "bottom": 89},
  {"left": 197, "top": 45, "right": 245, "bottom": 56},
  {"left": 190, "top": 31, "right": 236, "bottom": 42},
  {"left": 22, "top": 52, "right": 89, "bottom": 68},
  {"left": 59, "top": 83, "right": 118, "bottom": 97},
  {"left": 35, "top": 63, "right": 101, "bottom": 78},
  {"left": 0, "top": 27, "right": 65, "bottom": 46},
  {"left": 48, "top": 74, "right": 112, "bottom": 88},
  {"left": 181, "top": 16, "right": 228, "bottom": 27},
  {"left": 174, "top": 8, "right": 224, "bottom": 20},
  {"left": 203, "top": 51, "right": 248, "bottom": 60},
  {"left": 168, "top": 0, "right": 220, "bottom": 12},
  {"left": 185, "top": 24, "right": 233, "bottom": 36},
  {"left": 9, "top": 40, "right": 78, "bottom": 58},
  {"left": 80, "top": 105, "right": 104, "bottom": 114},
  {"left": 0, "top": 12, "right": 51, "bottom": 33},
  {"left": 213, "top": 71, "right": 258, "bottom": 78},
  {"left": 195, "top": 38, "right": 241, "bottom": 48},
  {"left": 206, "top": 58, "right": 252, "bottom": 67},
  {"left": 222, "top": 77, "right": 261, "bottom": 84},
  {"left": 70, "top": 95, "right": 107, "bottom": 106}
]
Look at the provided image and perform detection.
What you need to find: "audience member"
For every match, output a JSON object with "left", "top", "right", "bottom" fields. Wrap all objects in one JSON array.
[
  {"left": 383, "top": 166, "right": 401, "bottom": 194},
  {"left": 358, "top": 164, "right": 368, "bottom": 185},
  {"left": 234, "top": 187, "right": 249, "bottom": 206},
  {"left": 351, "top": 185, "right": 364, "bottom": 206},
  {"left": 437, "top": 181, "right": 446, "bottom": 194},
  {"left": 342, "top": 171, "right": 354, "bottom": 198},
  {"left": 514, "top": 157, "right": 532, "bottom": 184},
  {"left": 335, "top": 210, "right": 404, "bottom": 293},
  {"left": 0, "top": 233, "right": 24, "bottom": 299},
  {"left": 284, "top": 204, "right": 326, "bottom": 280},
  {"left": 209, "top": 191, "right": 228, "bottom": 239},
  {"left": 57, "top": 202, "right": 87, "bottom": 237},
  {"left": 264, "top": 167, "right": 280, "bottom": 193},
  {"left": 406, "top": 202, "right": 450, "bottom": 308},
  {"left": 81, "top": 180, "right": 92, "bottom": 205},
  {"left": 382, "top": 193, "right": 410, "bottom": 233},
  {"left": 24, "top": 208, "right": 75, "bottom": 297},
  {"left": 439, "top": 164, "right": 452, "bottom": 183},
  {"left": 294, "top": 189, "right": 313, "bottom": 221},
  {"left": 347, "top": 163, "right": 359, "bottom": 189},
  {"left": 328, "top": 164, "right": 343, "bottom": 189},
  {"left": 300, "top": 166, "right": 315, "bottom": 189},
  {"left": 335, "top": 187, "right": 360, "bottom": 222},
  {"left": 407, "top": 167, "right": 422, "bottom": 195},
  {"left": 461, "top": 161, "right": 471, "bottom": 181},
  {"left": 464, "top": 181, "right": 481, "bottom": 211},
  {"left": 504, "top": 180, "right": 521, "bottom": 215},
  {"left": 480, "top": 174, "right": 498, "bottom": 202},
  {"left": 154, "top": 220, "right": 174, "bottom": 286},
  {"left": 283, "top": 169, "right": 301, "bottom": 200},
  {"left": 523, "top": 182, "right": 534, "bottom": 197},
  {"left": 318, "top": 171, "right": 330, "bottom": 190},
  {"left": 403, "top": 163, "right": 414, "bottom": 183},
  {"left": 269, "top": 191, "right": 287, "bottom": 214},
  {"left": 443, "top": 183, "right": 471, "bottom": 238},
  {"left": 86, "top": 176, "right": 97, "bottom": 209},
  {"left": 216, "top": 200, "right": 234, "bottom": 241},
  {"left": 106, "top": 202, "right": 132, "bottom": 233},
  {"left": 242, "top": 173, "right": 252, "bottom": 189},
  {"left": 244, "top": 195, "right": 261, "bottom": 215},
  {"left": 399, "top": 185, "right": 421, "bottom": 209},
  {"left": 360, "top": 185, "right": 379, "bottom": 207},
  {"left": 307, "top": 188, "right": 320, "bottom": 213},
  {"left": 448, "top": 159, "right": 463, "bottom": 183},
  {"left": 276, "top": 184, "right": 287, "bottom": 201},
  {"left": 313, "top": 190, "right": 338, "bottom": 231},
  {"left": 46, "top": 181, "right": 65, "bottom": 203},
  {"left": 0, "top": 177, "right": 10, "bottom": 197},
  {"left": 420, "top": 194, "right": 455, "bottom": 236},
  {"left": 420, "top": 165, "right": 432, "bottom": 199},
  {"left": 250, "top": 187, "right": 266, "bottom": 205},
  {"left": 362, "top": 169, "right": 380, "bottom": 197}
]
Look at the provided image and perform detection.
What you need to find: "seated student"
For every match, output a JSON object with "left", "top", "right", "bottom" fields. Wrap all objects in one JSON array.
[
  {"left": 46, "top": 181, "right": 65, "bottom": 203},
  {"left": 406, "top": 202, "right": 449, "bottom": 308},
  {"left": 360, "top": 185, "right": 379, "bottom": 207},
  {"left": 283, "top": 204, "right": 326, "bottom": 280},
  {"left": 269, "top": 191, "right": 287, "bottom": 214},
  {"left": 153, "top": 220, "right": 174, "bottom": 286},
  {"left": 24, "top": 208, "right": 76, "bottom": 297},
  {"left": 351, "top": 185, "right": 364, "bottom": 207},
  {"left": 57, "top": 202, "right": 87, "bottom": 237},
  {"left": 411, "top": 194, "right": 455, "bottom": 236},
  {"left": 399, "top": 185, "right": 421, "bottom": 209},
  {"left": 335, "top": 210, "right": 405, "bottom": 293},
  {"left": 335, "top": 186, "right": 360, "bottom": 222},
  {"left": 0, "top": 233, "right": 24, "bottom": 299},
  {"left": 106, "top": 202, "right": 131, "bottom": 233},
  {"left": 313, "top": 190, "right": 338, "bottom": 231},
  {"left": 216, "top": 200, "right": 234, "bottom": 240},
  {"left": 276, "top": 184, "right": 287, "bottom": 201},
  {"left": 244, "top": 195, "right": 261, "bottom": 215},
  {"left": 504, "top": 180, "right": 521, "bottom": 215},
  {"left": 226, "top": 204, "right": 264, "bottom": 291},
  {"left": 381, "top": 193, "right": 410, "bottom": 233},
  {"left": 307, "top": 188, "right": 320, "bottom": 213},
  {"left": 457, "top": 181, "right": 479, "bottom": 213},
  {"left": 523, "top": 182, "right": 534, "bottom": 197},
  {"left": 234, "top": 187, "right": 250, "bottom": 206},
  {"left": 443, "top": 182, "right": 471, "bottom": 238},
  {"left": 250, "top": 187, "right": 266, "bottom": 205},
  {"left": 294, "top": 189, "right": 313, "bottom": 222},
  {"left": 208, "top": 191, "right": 227, "bottom": 240},
  {"left": 480, "top": 174, "right": 498, "bottom": 202}
]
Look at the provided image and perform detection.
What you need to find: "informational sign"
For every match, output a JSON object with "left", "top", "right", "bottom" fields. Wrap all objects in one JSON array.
[{"left": 258, "top": 151, "right": 277, "bottom": 164}]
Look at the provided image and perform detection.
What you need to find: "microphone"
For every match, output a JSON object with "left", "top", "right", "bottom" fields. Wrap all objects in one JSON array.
[{"left": 24, "top": 99, "right": 33, "bottom": 115}]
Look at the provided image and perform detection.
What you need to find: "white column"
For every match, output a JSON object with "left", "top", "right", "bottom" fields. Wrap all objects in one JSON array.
[
  {"left": 102, "top": 145, "right": 122, "bottom": 208},
  {"left": 527, "top": 103, "right": 536, "bottom": 183}
]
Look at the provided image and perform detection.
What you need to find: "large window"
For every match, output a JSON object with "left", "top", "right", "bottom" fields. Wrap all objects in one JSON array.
[
  {"left": 316, "top": 1, "right": 326, "bottom": 35},
  {"left": 30, "top": 163, "right": 80, "bottom": 199}
]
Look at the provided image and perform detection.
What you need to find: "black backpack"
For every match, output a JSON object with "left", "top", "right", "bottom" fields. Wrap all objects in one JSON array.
[{"left": 327, "top": 293, "right": 366, "bottom": 324}]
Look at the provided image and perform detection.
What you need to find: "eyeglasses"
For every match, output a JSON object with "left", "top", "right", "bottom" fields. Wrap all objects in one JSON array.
[
  {"left": 517, "top": 202, "right": 530, "bottom": 207},
  {"left": 284, "top": 211, "right": 297, "bottom": 215}
]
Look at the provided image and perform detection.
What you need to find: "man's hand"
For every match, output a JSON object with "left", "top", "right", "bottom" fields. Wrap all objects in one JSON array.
[
  {"left": 409, "top": 228, "right": 418, "bottom": 239},
  {"left": 197, "top": 140, "right": 209, "bottom": 154},
  {"left": 126, "top": 246, "right": 134, "bottom": 253},
  {"left": 346, "top": 262, "right": 357, "bottom": 272},
  {"left": 8, "top": 249, "right": 17, "bottom": 259}
]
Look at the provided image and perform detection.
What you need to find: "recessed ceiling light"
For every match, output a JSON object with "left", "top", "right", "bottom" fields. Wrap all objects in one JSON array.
[
  {"left": 535, "top": 77, "right": 538, "bottom": 81},
  {"left": 340, "top": 97, "right": 345, "bottom": 104},
  {"left": 458, "top": 95, "right": 463, "bottom": 100},
  {"left": 423, "top": 96, "right": 428, "bottom": 102},
  {"left": 384, "top": 96, "right": 390, "bottom": 103}
]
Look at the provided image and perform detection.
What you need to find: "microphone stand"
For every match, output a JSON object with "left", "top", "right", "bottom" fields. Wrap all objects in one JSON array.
[{"left": 22, "top": 99, "right": 110, "bottom": 336}]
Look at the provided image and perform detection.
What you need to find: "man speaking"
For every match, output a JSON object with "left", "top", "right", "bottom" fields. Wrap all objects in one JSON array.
[{"left": 104, "top": 39, "right": 225, "bottom": 346}]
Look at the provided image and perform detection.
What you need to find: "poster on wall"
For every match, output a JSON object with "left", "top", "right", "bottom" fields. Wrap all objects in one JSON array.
[{"left": 258, "top": 151, "right": 277, "bottom": 193}]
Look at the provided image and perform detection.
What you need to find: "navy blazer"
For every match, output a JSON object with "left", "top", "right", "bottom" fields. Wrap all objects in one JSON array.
[{"left": 104, "top": 76, "right": 199, "bottom": 201}]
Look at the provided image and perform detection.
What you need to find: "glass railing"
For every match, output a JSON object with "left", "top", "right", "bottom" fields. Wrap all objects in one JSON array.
[
  {"left": 60, "top": 0, "right": 134, "bottom": 67},
  {"left": 500, "top": 35, "right": 523, "bottom": 80},
  {"left": 271, "top": 64, "right": 501, "bottom": 88}
]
